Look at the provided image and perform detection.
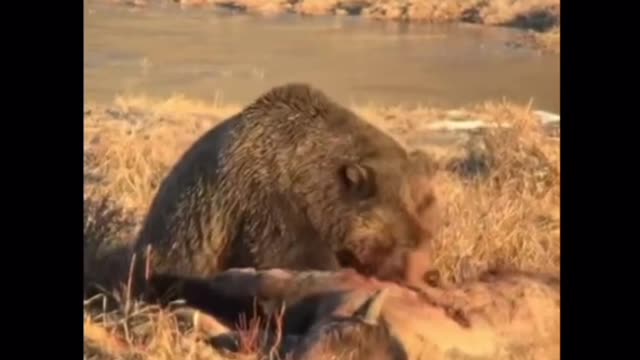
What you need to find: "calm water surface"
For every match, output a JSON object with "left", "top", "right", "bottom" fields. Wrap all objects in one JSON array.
[{"left": 84, "top": 0, "right": 560, "bottom": 112}]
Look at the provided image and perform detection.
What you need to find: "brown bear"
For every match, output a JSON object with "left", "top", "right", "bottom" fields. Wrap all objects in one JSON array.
[{"left": 132, "top": 83, "right": 440, "bottom": 299}]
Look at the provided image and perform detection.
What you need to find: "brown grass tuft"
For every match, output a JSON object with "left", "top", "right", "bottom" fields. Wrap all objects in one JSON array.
[
  {"left": 84, "top": 195, "right": 138, "bottom": 295},
  {"left": 84, "top": 288, "right": 250, "bottom": 360},
  {"left": 84, "top": 95, "right": 239, "bottom": 218},
  {"left": 529, "top": 26, "right": 560, "bottom": 53}
]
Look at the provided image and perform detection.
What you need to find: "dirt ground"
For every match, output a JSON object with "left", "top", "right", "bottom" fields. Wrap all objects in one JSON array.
[{"left": 84, "top": 93, "right": 559, "bottom": 359}]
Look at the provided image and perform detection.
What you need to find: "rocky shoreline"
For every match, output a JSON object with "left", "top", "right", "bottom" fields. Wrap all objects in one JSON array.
[
  {"left": 112, "top": 0, "right": 560, "bottom": 53},
  {"left": 207, "top": 0, "right": 559, "bottom": 30}
]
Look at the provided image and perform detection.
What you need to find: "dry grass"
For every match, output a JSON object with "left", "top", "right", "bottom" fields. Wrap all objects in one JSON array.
[
  {"left": 84, "top": 95, "right": 239, "bottom": 219},
  {"left": 529, "top": 25, "right": 560, "bottom": 53},
  {"left": 428, "top": 103, "right": 559, "bottom": 282},
  {"left": 84, "top": 274, "right": 286, "bottom": 359},
  {"left": 84, "top": 94, "right": 559, "bottom": 359},
  {"left": 84, "top": 292, "right": 244, "bottom": 360}
]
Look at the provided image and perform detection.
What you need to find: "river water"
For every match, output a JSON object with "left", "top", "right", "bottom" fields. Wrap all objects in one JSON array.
[{"left": 84, "top": 0, "right": 560, "bottom": 112}]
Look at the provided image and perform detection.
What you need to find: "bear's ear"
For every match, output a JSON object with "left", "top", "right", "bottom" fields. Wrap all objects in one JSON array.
[
  {"left": 409, "top": 149, "right": 439, "bottom": 177},
  {"left": 340, "top": 162, "right": 377, "bottom": 199}
]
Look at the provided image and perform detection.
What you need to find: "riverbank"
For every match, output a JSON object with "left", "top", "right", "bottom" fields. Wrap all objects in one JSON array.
[
  {"left": 108, "top": 0, "right": 561, "bottom": 53},
  {"left": 222, "top": 0, "right": 561, "bottom": 53}
]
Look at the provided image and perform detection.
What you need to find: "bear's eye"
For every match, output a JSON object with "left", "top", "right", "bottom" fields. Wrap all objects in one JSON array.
[
  {"left": 339, "top": 163, "right": 377, "bottom": 199},
  {"left": 416, "top": 193, "right": 435, "bottom": 214}
]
